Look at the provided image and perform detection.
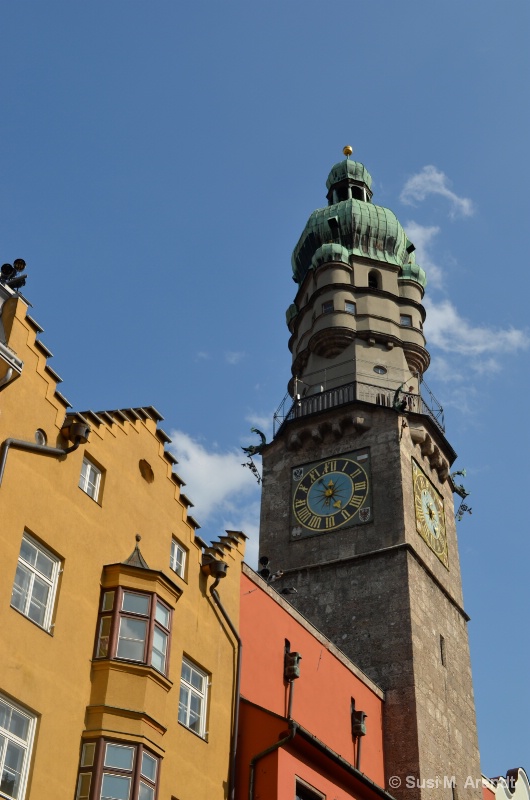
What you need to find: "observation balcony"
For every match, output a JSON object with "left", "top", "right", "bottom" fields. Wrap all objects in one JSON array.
[{"left": 273, "top": 378, "right": 444, "bottom": 437}]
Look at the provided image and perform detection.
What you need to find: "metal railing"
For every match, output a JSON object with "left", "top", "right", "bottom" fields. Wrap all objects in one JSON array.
[
  {"left": 417, "top": 377, "right": 444, "bottom": 431},
  {"left": 273, "top": 378, "right": 444, "bottom": 437}
]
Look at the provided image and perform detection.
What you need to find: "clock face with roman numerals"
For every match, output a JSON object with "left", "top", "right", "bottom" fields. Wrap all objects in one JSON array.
[
  {"left": 291, "top": 450, "right": 371, "bottom": 537},
  {"left": 412, "top": 459, "right": 449, "bottom": 569}
]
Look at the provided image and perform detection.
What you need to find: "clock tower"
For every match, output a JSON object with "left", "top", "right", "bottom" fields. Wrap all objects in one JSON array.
[{"left": 259, "top": 149, "right": 482, "bottom": 798}]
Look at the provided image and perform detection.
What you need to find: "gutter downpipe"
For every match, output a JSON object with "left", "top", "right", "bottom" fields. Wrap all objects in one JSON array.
[
  {"left": 209, "top": 577, "right": 242, "bottom": 800},
  {"left": 0, "top": 436, "right": 84, "bottom": 487},
  {"left": 287, "top": 678, "right": 295, "bottom": 720},
  {"left": 249, "top": 720, "right": 298, "bottom": 800}
]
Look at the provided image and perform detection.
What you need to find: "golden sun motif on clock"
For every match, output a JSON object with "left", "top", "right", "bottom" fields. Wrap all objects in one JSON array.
[{"left": 412, "top": 459, "right": 449, "bottom": 569}]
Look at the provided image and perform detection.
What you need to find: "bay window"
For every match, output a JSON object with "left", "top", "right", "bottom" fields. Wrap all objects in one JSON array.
[
  {"left": 76, "top": 739, "right": 159, "bottom": 800},
  {"left": 94, "top": 588, "right": 171, "bottom": 676}
]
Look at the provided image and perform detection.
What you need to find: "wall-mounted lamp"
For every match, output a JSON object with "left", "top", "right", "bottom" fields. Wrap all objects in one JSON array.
[
  {"left": 60, "top": 421, "right": 91, "bottom": 444},
  {"left": 201, "top": 555, "right": 228, "bottom": 579},
  {"left": 284, "top": 650, "right": 302, "bottom": 681}
]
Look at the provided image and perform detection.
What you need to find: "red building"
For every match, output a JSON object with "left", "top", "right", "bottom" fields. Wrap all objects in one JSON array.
[{"left": 237, "top": 564, "right": 394, "bottom": 800}]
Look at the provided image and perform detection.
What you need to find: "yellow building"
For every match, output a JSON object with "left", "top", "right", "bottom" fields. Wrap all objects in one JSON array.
[{"left": 0, "top": 275, "right": 245, "bottom": 800}]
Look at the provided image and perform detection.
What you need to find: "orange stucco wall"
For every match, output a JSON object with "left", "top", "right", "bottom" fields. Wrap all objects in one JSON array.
[
  {"left": 239, "top": 568, "right": 386, "bottom": 791},
  {"left": 277, "top": 748, "right": 381, "bottom": 800},
  {"left": 236, "top": 703, "right": 285, "bottom": 800},
  {"left": 482, "top": 784, "right": 495, "bottom": 800},
  {"left": 236, "top": 697, "right": 384, "bottom": 800}
]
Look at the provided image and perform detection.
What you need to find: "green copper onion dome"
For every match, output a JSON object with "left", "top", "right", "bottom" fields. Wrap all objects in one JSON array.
[
  {"left": 311, "top": 243, "right": 350, "bottom": 271},
  {"left": 325, "top": 159, "right": 373, "bottom": 192},
  {"left": 399, "top": 255, "right": 427, "bottom": 289},
  {"left": 291, "top": 156, "right": 425, "bottom": 289}
]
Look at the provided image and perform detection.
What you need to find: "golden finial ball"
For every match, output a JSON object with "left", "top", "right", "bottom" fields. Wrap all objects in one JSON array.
[{"left": 343, "top": 145, "right": 353, "bottom": 157}]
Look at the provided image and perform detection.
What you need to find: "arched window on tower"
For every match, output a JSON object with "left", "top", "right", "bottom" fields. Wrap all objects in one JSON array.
[{"left": 368, "top": 270, "right": 380, "bottom": 290}]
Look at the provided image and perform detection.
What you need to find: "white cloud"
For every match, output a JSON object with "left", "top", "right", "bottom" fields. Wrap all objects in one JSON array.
[
  {"left": 470, "top": 357, "right": 503, "bottom": 376},
  {"left": 424, "top": 298, "right": 529, "bottom": 359},
  {"left": 400, "top": 166, "right": 474, "bottom": 219},
  {"left": 222, "top": 499, "right": 261, "bottom": 569},
  {"left": 427, "top": 355, "right": 465, "bottom": 384},
  {"left": 169, "top": 430, "right": 261, "bottom": 558},
  {"left": 225, "top": 351, "right": 245, "bottom": 365},
  {"left": 169, "top": 430, "right": 258, "bottom": 518},
  {"left": 404, "top": 221, "right": 443, "bottom": 288},
  {"left": 195, "top": 351, "right": 210, "bottom": 361}
]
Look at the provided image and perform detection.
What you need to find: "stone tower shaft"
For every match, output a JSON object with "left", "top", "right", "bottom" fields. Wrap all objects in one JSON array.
[{"left": 259, "top": 153, "right": 481, "bottom": 799}]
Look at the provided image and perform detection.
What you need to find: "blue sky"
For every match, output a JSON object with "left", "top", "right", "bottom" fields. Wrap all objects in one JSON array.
[{"left": 2, "top": 0, "right": 529, "bottom": 779}]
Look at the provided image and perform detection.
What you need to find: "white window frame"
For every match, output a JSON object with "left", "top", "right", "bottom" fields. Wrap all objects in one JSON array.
[
  {"left": 11, "top": 533, "right": 60, "bottom": 632},
  {"left": 79, "top": 458, "right": 102, "bottom": 502},
  {"left": 170, "top": 539, "right": 187, "bottom": 579},
  {"left": 0, "top": 694, "right": 36, "bottom": 800},
  {"left": 178, "top": 658, "right": 208, "bottom": 738}
]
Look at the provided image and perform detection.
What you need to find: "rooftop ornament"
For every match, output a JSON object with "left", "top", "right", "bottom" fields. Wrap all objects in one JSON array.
[
  {"left": 343, "top": 144, "right": 353, "bottom": 158},
  {"left": 0, "top": 259, "right": 27, "bottom": 291}
]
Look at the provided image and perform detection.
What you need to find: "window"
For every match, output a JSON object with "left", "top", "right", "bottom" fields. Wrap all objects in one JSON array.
[
  {"left": 321, "top": 301, "right": 333, "bottom": 315},
  {"left": 0, "top": 694, "right": 36, "bottom": 800},
  {"left": 344, "top": 300, "right": 356, "bottom": 315},
  {"left": 11, "top": 533, "right": 60, "bottom": 631},
  {"left": 368, "top": 270, "right": 380, "bottom": 289},
  {"left": 75, "top": 739, "right": 159, "bottom": 800},
  {"left": 400, "top": 314, "right": 413, "bottom": 327},
  {"left": 373, "top": 365, "right": 387, "bottom": 375},
  {"left": 178, "top": 659, "right": 208, "bottom": 738},
  {"left": 94, "top": 588, "right": 172, "bottom": 676},
  {"left": 170, "top": 539, "right": 187, "bottom": 579},
  {"left": 295, "top": 780, "right": 325, "bottom": 800},
  {"left": 79, "top": 458, "right": 102, "bottom": 502}
]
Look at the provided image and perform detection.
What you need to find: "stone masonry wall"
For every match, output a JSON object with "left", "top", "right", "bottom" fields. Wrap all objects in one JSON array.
[{"left": 259, "top": 402, "right": 482, "bottom": 799}]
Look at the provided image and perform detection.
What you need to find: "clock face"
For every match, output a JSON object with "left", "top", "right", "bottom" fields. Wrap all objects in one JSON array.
[
  {"left": 412, "top": 460, "right": 448, "bottom": 568},
  {"left": 291, "top": 450, "right": 371, "bottom": 537}
]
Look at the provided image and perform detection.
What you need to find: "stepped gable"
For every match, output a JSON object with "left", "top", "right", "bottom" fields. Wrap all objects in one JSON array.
[
  {"left": 17, "top": 301, "right": 204, "bottom": 547},
  {"left": 22, "top": 310, "right": 73, "bottom": 412},
  {"left": 67, "top": 405, "right": 203, "bottom": 536},
  {"left": 204, "top": 529, "right": 248, "bottom": 565}
]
